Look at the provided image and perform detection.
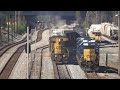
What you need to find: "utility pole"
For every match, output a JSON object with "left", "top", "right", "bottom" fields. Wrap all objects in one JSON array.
[
  {"left": 13, "top": 15, "right": 15, "bottom": 37},
  {"left": 15, "top": 11, "right": 17, "bottom": 37},
  {"left": 76, "top": 11, "right": 80, "bottom": 25},
  {"left": 116, "top": 11, "right": 120, "bottom": 75},
  {"left": 17, "top": 11, "right": 18, "bottom": 37},
  {"left": 85, "top": 11, "right": 90, "bottom": 35},
  {"left": 7, "top": 15, "right": 10, "bottom": 43},
  {"left": 10, "top": 15, "right": 13, "bottom": 42},
  {"left": 0, "top": 18, "right": 2, "bottom": 44},
  {"left": 117, "top": 11, "right": 120, "bottom": 75},
  {"left": 96, "top": 11, "right": 98, "bottom": 24}
]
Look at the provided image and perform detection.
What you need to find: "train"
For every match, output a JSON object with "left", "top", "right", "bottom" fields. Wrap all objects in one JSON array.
[
  {"left": 76, "top": 36, "right": 99, "bottom": 71},
  {"left": 49, "top": 28, "right": 70, "bottom": 64}
]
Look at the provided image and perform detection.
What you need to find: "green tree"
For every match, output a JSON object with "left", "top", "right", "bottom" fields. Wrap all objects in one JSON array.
[{"left": 16, "top": 21, "right": 27, "bottom": 35}]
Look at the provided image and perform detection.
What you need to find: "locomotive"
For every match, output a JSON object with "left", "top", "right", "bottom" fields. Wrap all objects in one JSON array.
[
  {"left": 76, "top": 36, "right": 99, "bottom": 71},
  {"left": 49, "top": 28, "right": 70, "bottom": 64}
]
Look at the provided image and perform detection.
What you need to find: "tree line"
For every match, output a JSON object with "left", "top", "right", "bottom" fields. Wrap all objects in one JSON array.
[{"left": 75, "top": 11, "right": 118, "bottom": 29}]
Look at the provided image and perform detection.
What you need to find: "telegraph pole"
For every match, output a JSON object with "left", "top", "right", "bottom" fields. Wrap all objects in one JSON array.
[
  {"left": 7, "top": 15, "right": 10, "bottom": 43},
  {"left": 10, "top": 15, "right": 13, "bottom": 42},
  {"left": 117, "top": 11, "right": 120, "bottom": 75},
  {"left": 76, "top": 11, "right": 80, "bottom": 25},
  {"left": 96, "top": 11, "right": 98, "bottom": 24},
  {"left": 85, "top": 11, "right": 90, "bottom": 35},
  {"left": 0, "top": 18, "right": 2, "bottom": 44},
  {"left": 13, "top": 15, "right": 15, "bottom": 37},
  {"left": 15, "top": 11, "right": 18, "bottom": 37}
]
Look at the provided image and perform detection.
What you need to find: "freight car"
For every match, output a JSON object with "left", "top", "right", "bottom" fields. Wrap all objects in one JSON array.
[{"left": 76, "top": 37, "right": 99, "bottom": 71}]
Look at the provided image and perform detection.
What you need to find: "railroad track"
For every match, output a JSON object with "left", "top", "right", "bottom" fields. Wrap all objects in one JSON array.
[
  {"left": 0, "top": 28, "right": 44, "bottom": 58},
  {"left": 0, "top": 29, "right": 46, "bottom": 79},
  {"left": 0, "top": 36, "right": 27, "bottom": 57},
  {"left": 52, "top": 61, "right": 72, "bottom": 79},
  {"left": 28, "top": 45, "right": 48, "bottom": 79},
  {"left": 85, "top": 71, "right": 101, "bottom": 79},
  {"left": 28, "top": 46, "right": 71, "bottom": 79},
  {"left": 0, "top": 45, "right": 25, "bottom": 79}
]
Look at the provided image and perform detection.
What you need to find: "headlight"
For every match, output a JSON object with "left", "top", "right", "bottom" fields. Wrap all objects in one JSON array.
[
  {"left": 63, "top": 55, "right": 66, "bottom": 57},
  {"left": 83, "top": 43, "right": 88, "bottom": 46},
  {"left": 55, "top": 55, "right": 57, "bottom": 57}
]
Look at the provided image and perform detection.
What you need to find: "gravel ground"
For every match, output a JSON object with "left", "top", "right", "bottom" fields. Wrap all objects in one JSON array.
[
  {"left": 9, "top": 50, "right": 27, "bottom": 79},
  {"left": 29, "top": 49, "right": 41, "bottom": 79},
  {"left": 41, "top": 48, "right": 55, "bottom": 79},
  {"left": 97, "top": 73, "right": 120, "bottom": 79},
  {"left": 66, "top": 65, "right": 87, "bottom": 79}
]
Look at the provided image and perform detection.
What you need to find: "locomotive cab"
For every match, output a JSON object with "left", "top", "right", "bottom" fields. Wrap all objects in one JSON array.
[
  {"left": 49, "top": 36, "right": 69, "bottom": 64},
  {"left": 92, "top": 31, "right": 101, "bottom": 42}
]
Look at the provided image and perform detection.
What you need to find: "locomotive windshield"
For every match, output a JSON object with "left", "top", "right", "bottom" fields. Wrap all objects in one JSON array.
[
  {"left": 84, "top": 46, "right": 95, "bottom": 49},
  {"left": 113, "top": 30, "right": 118, "bottom": 34},
  {"left": 95, "top": 32, "right": 101, "bottom": 36}
]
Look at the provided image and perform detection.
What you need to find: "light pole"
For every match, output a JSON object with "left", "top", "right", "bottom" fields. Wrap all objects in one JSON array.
[
  {"left": 27, "top": 26, "right": 29, "bottom": 79},
  {"left": 115, "top": 11, "right": 120, "bottom": 75}
]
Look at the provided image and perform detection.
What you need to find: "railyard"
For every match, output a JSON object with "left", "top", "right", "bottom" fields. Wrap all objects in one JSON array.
[
  {"left": 0, "top": 11, "right": 120, "bottom": 79},
  {"left": 0, "top": 28, "right": 119, "bottom": 79}
]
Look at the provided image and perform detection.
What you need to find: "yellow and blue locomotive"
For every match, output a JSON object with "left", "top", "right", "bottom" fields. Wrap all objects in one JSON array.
[
  {"left": 49, "top": 36, "right": 69, "bottom": 64},
  {"left": 76, "top": 37, "right": 99, "bottom": 71}
]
